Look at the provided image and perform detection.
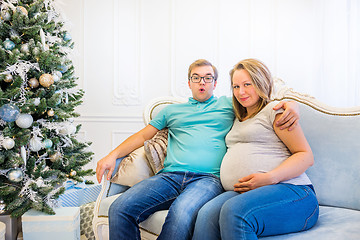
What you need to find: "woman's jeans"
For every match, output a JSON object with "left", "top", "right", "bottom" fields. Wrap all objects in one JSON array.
[
  {"left": 193, "top": 184, "right": 319, "bottom": 240},
  {"left": 109, "top": 171, "right": 223, "bottom": 240}
]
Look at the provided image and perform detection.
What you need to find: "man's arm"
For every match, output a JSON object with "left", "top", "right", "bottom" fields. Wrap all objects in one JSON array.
[
  {"left": 273, "top": 101, "right": 299, "bottom": 131},
  {"left": 96, "top": 124, "right": 159, "bottom": 183}
]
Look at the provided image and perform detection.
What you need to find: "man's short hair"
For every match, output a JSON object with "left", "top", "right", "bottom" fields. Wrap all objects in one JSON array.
[{"left": 188, "top": 59, "right": 218, "bottom": 81}]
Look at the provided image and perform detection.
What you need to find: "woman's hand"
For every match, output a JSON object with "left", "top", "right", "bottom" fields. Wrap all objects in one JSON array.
[{"left": 233, "top": 172, "right": 276, "bottom": 193}]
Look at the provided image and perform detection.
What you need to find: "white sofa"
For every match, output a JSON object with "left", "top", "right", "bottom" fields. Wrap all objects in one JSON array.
[{"left": 93, "top": 79, "right": 360, "bottom": 240}]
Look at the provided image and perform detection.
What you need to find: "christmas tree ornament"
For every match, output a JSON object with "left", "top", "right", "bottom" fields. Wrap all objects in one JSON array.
[
  {"left": 43, "top": 139, "right": 53, "bottom": 148},
  {"left": 33, "top": 98, "right": 41, "bottom": 106},
  {"left": 3, "top": 137, "right": 15, "bottom": 150},
  {"left": 9, "top": 29, "right": 20, "bottom": 41},
  {"left": 54, "top": 71, "right": 62, "bottom": 79},
  {"left": 60, "top": 123, "right": 77, "bottom": 135},
  {"left": 39, "top": 73, "right": 54, "bottom": 87},
  {"left": 0, "top": 103, "right": 20, "bottom": 122},
  {"left": 15, "top": 113, "right": 33, "bottom": 128},
  {"left": 52, "top": 73, "right": 60, "bottom": 82},
  {"left": 7, "top": 168, "right": 24, "bottom": 183},
  {"left": 3, "top": 39, "right": 15, "bottom": 50},
  {"left": 49, "top": 152, "right": 61, "bottom": 162},
  {"left": 58, "top": 65, "right": 68, "bottom": 73},
  {"left": 32, "top": 47, "right": 40, "bottom": 56},
  {"left": 1, "top": 9, "right": 11, "bottom": 21},
  {"left": 47, "top": 109, "right": 55, "bottom": 116},
  {"left": 15, "top": 6, "right": 28, "bottom": 16},
  {"left": 63, "top": 32, "right": 72, "bottom": 41},
  {"left": 20, "top": 43, "right": 30, "bottom": 54},
  {"left": 29, "top": 137, "right": 43, "bottom": 152},
  {"left": 0, "top": 0, "right": 94, "bottom": 217},
  {"left": 28, "top": 78, "right": 39, "bottom": 88},
  {"left": 69, "top": 170, "right": 77, "bottom": 177},
  {"left": 0, "top": 200, "right": 6, "bottom": 214},
  {"left": 20, "top": 146, "right": 27, "bottom": 164},
  {"left": 4, "top": 74, "right": 13, "bottom": 83}
]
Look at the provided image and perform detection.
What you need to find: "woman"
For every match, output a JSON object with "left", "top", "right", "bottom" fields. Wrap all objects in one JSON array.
[{"left": 192, "top": 59, "right": 319, "bottom": 240}]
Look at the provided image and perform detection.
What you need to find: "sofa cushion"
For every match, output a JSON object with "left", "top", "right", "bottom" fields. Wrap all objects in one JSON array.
[
  {"left": 110, "top": 147, "right": 154, "bottom": 187},
  {"left": 99, "top": 195, "right": 360, "bottom": 239},
  {"left": 260, "top": 206, "right": 360, "bottom": 239},
  {"left": 299, "top": 103, "right": 360, "bottom": 210},
  {"left": 144, "top": 128, "right": 168, "bottom": 173}
]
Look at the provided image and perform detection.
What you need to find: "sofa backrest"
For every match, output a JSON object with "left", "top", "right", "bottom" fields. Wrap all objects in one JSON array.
[
  {"left": 143, "top": 79, "right": 360, "bottom": 211},
  {"left": 298, "top": 102, "right": 360, "bottom": 210}
]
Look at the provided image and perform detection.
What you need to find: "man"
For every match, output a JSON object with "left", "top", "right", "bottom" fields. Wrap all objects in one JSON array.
[{"left": 96, "top": 59, "right": 299, "bottom": 240}]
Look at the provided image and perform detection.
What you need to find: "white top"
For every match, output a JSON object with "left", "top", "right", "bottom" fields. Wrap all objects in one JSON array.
[{"left": 220, "top": 101, "right": 311, "bottom": 191}]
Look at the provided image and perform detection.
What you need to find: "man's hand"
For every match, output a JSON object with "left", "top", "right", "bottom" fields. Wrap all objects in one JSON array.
[
  {"left": 273, "top": 101, "right": 299, "bottom": 131},
  {"left": 96, "top": 155, "right": 116, "bottom": 183}
]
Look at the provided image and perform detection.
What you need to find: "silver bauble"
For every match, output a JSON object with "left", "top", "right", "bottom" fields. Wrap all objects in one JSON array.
[
  {"left": 20, "top": 43, "right": 30, "bottom": 54},
  {"left": 52, "top": 74, "right": 60, "bottom": 82},
  {"left": 4, "top": 74, "right": 13, "bottom": 83},
  {"left": 28, "top": 78, "right": 39, "bottom": 88},
  {"left": 32, "top": 47, "right": 40, "bottom": 56},
  {"left": 3, "top": 137, "right": 15, "bottom": 150},
  {"left": 7, "top": 168, "right": 24, "bottom": 183},
  {"left": 53, "top": 71, "right": 62, "bottom": 79},
  {"left": 1, "top": 9, "right": 11, "bottom": 21},
  {"left": 15, "top": 113, "right": 33, "bottom": 128},
  {"left": 33, "top": 98, "right": 41, "bottom": 106},
  {"left": 29, "top": 137, "right": 43, "bottom": 152},
  {"left": 60, "top": 124, "right": 76, "bottom": 135}
]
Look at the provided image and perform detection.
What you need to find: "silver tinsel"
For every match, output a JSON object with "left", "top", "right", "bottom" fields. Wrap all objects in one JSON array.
[{"left": 0, "top": 61, "right": 41, "bottom": 105}]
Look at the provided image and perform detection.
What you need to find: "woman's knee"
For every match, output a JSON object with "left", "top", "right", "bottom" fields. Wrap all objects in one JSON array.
[{"left": 196, "top": 201, "right": 219, "bottom": 225}]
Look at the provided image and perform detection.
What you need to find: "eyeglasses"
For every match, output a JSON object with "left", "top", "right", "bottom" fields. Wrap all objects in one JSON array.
[{"left": 189, "top": 75, "right": 215, "bottom": 83}]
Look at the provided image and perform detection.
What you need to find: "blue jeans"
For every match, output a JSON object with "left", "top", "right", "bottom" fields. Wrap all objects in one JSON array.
[
  {"left": 193, "top": 184, "right": 319, "bottom": 240},
  {"left": 109, "top": 171, "right": 223, "bottom": 240}
]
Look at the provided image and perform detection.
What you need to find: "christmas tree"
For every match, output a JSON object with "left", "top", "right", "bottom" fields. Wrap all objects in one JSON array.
[{"left": 0, "top": 0, "right": 94, "bottom": 217}]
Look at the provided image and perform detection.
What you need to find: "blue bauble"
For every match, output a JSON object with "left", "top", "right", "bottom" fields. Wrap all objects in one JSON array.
[
  {"left": 0, "top": 103, "right": 20, "bottom": 122},
  {"left": 43, "top": 139, "right": 53, "bottom": 148},
  {"left": 58, "top": 65, "right": 68, "bottom": 73},
  {"left": 3, "top": 39, "right": 15, "bottom": 50},
  {"left": 63, "top": 32, "right": 72, "bottom": 41}
]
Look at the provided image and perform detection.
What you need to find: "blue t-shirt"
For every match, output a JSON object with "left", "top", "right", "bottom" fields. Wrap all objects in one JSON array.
[{"left": 149, "top": 96, "right": 234, "bottom": 177}]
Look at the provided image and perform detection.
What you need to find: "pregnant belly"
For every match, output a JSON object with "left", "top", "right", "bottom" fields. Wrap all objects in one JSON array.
[{"left": 220, "top": 145, "right": 285, "bottom": 191}]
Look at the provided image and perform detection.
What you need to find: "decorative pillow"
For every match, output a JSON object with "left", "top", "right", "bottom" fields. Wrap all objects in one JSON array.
[
  {"left": 110, "top": 146, "right": 154, "bottom": 187},
  {"left": 144, "top": 128, "right": 168, "bottom": 173}
]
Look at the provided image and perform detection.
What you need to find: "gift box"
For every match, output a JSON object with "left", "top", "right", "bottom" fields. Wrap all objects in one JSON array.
[
  {"left": 58, "top": 181, "right": 101, "bottom": 207},
  {"left": 0, "top": 222, "right": 5, "bottom": 240},
  {"left": 0, "top": 214, "right": 18, "bottom": 240},
  {"left": 22, "top": 207, "right": 80, "bottom": 240}
]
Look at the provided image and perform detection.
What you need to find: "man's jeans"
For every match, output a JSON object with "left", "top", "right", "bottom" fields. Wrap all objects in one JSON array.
[
  {"left": 109, "top": 171, "right": 223, "bottom": 240},
  {"left": 193, "top": 183, "right": 319, "bottom": 240}
]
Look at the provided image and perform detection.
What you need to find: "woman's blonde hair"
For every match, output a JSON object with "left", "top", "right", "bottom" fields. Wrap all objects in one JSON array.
[{"left": 229, "top": 58, "right": 273, "bottom": 121}]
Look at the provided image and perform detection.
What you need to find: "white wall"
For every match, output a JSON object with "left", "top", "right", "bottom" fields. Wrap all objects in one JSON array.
[{"left": 60, "top": 0, "right": 360, "bottom": 178}]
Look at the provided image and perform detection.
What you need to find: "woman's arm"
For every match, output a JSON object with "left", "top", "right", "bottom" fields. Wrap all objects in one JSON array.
[{"left": 233, "top": 113, "right": 313, "bottom": 193}]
